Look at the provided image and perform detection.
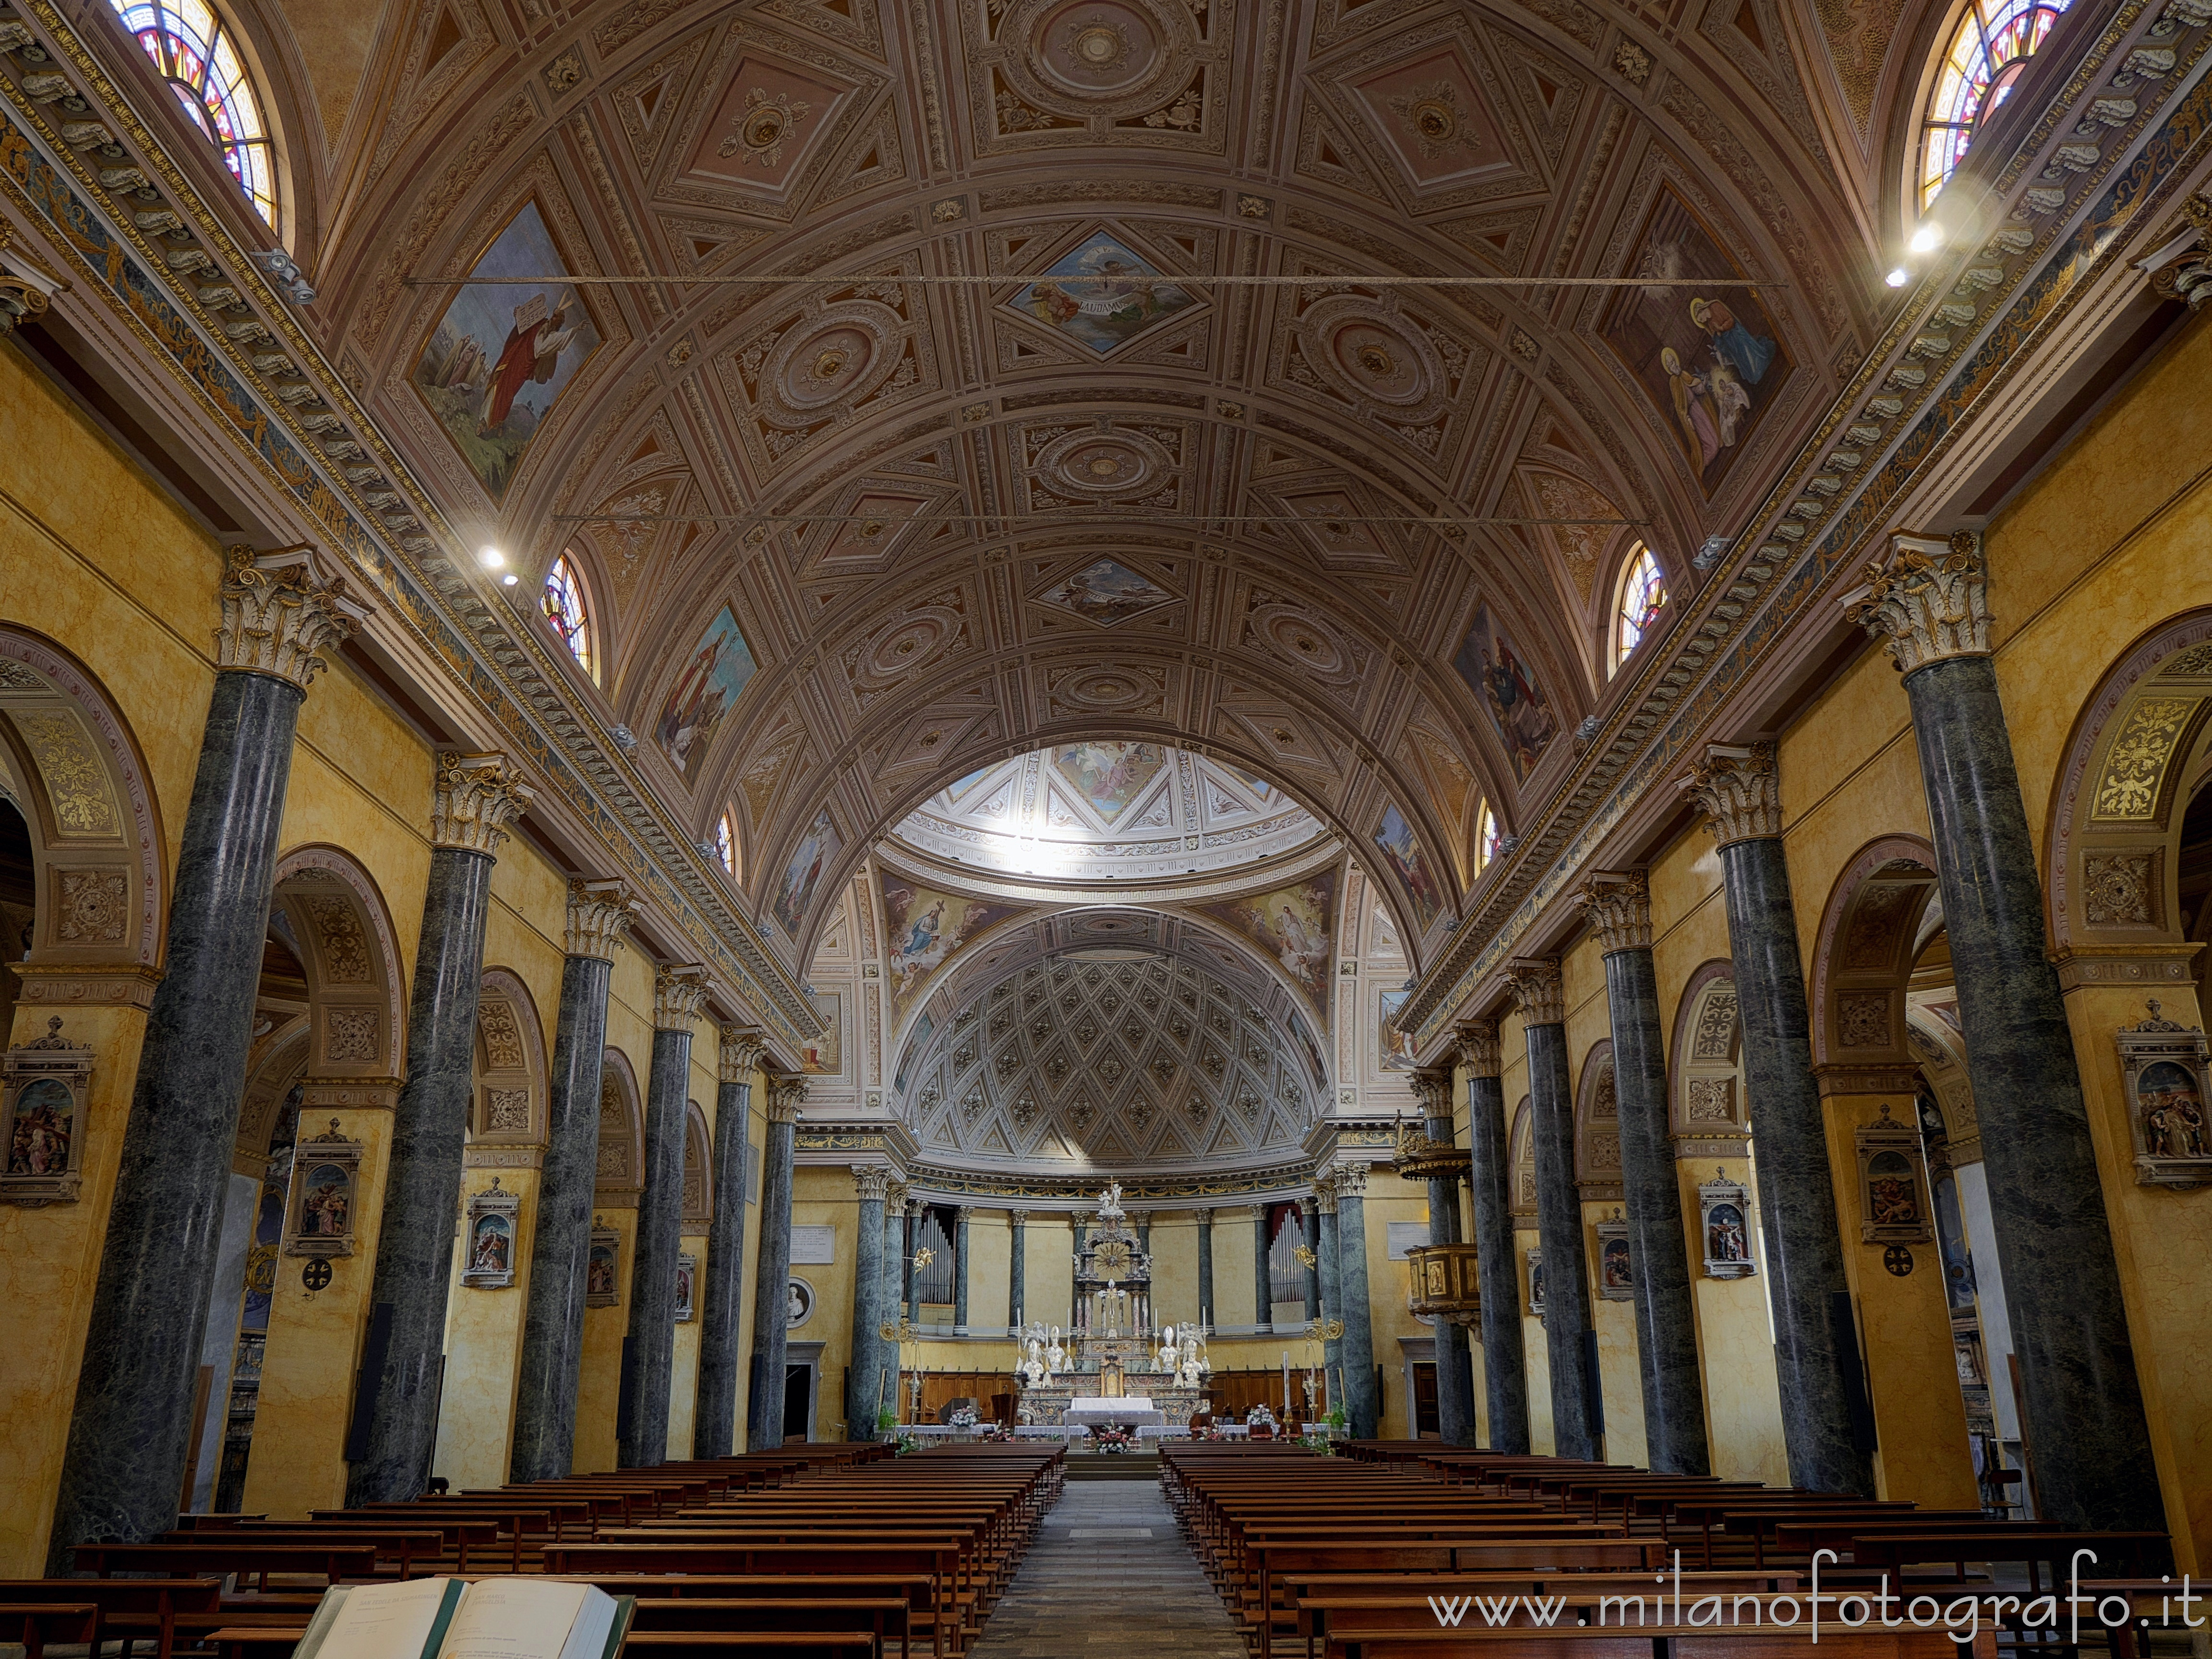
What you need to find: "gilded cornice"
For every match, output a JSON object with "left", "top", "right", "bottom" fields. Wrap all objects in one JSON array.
[
  {"left": 0, "top": 1, "right": 820, "bottom": 1051},
  {"left": 1403, "top": 0, "right": 2212, "bottom": 1050}
]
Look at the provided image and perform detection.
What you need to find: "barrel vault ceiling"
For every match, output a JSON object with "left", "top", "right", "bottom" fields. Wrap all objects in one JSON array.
[{"left": 260, "top": 0, "right": 1916, "bottom": 973}]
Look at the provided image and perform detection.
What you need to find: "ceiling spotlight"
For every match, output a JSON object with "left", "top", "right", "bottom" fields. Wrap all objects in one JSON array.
[
  {"left": 501, "top": 573, "right": 519, "bottom": 586},
  {"left": 1885, "top": 266, "right": 1911, "bottom": 289},
  {"left": 479, "top": 546, "right": 505, "bottom": 568},
  {"left": 1909, "top": 223, "right": 1943, "bottom": 254}
]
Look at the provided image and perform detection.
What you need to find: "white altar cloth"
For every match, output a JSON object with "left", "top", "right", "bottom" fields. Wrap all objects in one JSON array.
[{"left": 1065, "top": 1395, "right": 1164, "bottom": 1431}]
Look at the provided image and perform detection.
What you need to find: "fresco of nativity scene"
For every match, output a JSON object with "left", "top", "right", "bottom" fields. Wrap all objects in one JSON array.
[{"left": 413, "top": 201, "right": 601, "bottom": 500}]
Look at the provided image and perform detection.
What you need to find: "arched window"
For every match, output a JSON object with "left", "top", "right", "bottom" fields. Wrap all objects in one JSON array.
[
  {"left": 541, "top": 553, "right": 595, "bottom": 681},
  {"left": 1613, "top": 544, "right": 1667, "bottom": 672},
  {"left": 713, "top": 809, "right": 739, "bottom": 880},
  {"left": 1919, "top": 0, "right": 2071, "bottom": 210},
  {"left": 110, "top": 1, "right": 278, "bottom": 227},
  {"left": 1473, "top": 803, "right": 1501, "bottom": 873}
]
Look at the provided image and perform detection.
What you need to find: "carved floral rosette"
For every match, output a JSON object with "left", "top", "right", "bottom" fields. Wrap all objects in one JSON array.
[
  {"left": 673, "top": 1251, "right": 698, "bottom": 1322},
  {"left": 1524, "top": 1245, "right": 1544, "bottom": 1320},
  {"left": 1854, "top": 1104, "right": 1934, "bottom": 1245},
  {"left": 585, "top": 1218, "right": 623, "bottom": 1307},
  {"left": 1, "top": 1016, "right": 92, "bottom": 1207},
  {"left": 283, "top": 1118, "right": 365, "bottom": 1257},
  {"left": 2117, "top": 1001, "right": 2212, "bottom": 1190},
  {"left": 1697, "top": 1169, "right": 1757, "bottom": 1280},
  {"left": 460, "top": 1177, "right": 522, "bottom": 1288},
  {"left": 1593, "top": 1211, "right": 1633, "bottom": 1301}
]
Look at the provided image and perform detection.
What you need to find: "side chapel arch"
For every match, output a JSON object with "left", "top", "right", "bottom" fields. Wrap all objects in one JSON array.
[
  {"left": 594, "top": 1048, "right": 645, "bottom": 1202},
  {"left": 1574, "top": 1041, "right": 1622, "bottom": 1202},
  {"left": 474, "top": 968, "right": 549, "bottom": 1145}
]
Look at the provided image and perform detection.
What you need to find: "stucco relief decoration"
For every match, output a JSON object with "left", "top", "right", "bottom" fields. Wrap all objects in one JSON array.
[
  {"left": 2116, "top": 1001, "right": 2212, "bottom": 1190},
  {"left": 430, "top": 754, "right": 536, "bottom": 854},
  {"left": 975, "top": 0, "right": 1222, "bottom": 146},
  {"left": 215, "top": 546, "right": 369, "bottom": 691},
  {"left": 1844, "top": 533, "right": 1994, "bottom": 678},
  {"left": 596, "top": 1079, "right": 634, "bottom": 1181},
  {"left": 1387, "top": 81, "right": 1482, "bottom": 163},
  {"left": 479, "top": 1000, "right": 528, "bottom": 1070},
  {"left": 485, "top": 1088, "right": 532, "bottom": 1132},
  {"left": 2091, "top": 697, "right": 2200, "bottom": 820},
  {"left": 55, "top": 870, "right": 125, "bottom": 942},
  {"left": 2, "top": 1017, "right": 92, "bottom": 1207},
  {"left": 1836, "top": 991, "right": 1891, "bottom": 1049},
  {"left": 14, "top": 711, "right": 116, "bottom": 837},
  {"left": 1287, "top": 293, "right": 1457, "bottom": 433},
  {"left": 1692, "top": 991, "right": 1738, "bottom": 1059},
  {"left": 723, "top": 276, "right": 934, "bottom": 469},
  {"left": 324, "top": 1007, "right": 378, "bottom": 1064},
  {"left": 721, "top": 87, "right": 811, "bottom": 166},
  {"left": 1687, "top": 1077, "right": 1735, "bottom": 1123},
  {"left": 306, "top": 897, "right": 372, "bottom": 982},
  {"left": 2083, "top": 853, "right": 2156, "bottom": 926}
]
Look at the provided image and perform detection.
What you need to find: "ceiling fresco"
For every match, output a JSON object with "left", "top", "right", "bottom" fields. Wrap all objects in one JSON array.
[{"left": 280, "top": 0, "right": 1898, "bottom": 972}]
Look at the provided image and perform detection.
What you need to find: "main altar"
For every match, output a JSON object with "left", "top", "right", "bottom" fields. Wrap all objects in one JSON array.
[{"left": 1015, "top": 1182, "right": 1210, "bottom": 1431}]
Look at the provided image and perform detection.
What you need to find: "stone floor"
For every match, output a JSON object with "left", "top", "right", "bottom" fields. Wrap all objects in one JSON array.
[{"left": 969, "top": 1479, "right": 1246, "bottom": 1657}]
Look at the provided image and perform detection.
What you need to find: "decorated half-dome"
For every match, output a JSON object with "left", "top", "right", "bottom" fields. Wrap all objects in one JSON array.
[{"left": 888, "top": 743, "right": 1326, "bottom": 883}]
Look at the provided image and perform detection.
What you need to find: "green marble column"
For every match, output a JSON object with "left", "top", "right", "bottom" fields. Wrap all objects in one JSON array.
[
  {"left": 1456, "top": 1019, "right": 1529, "bottom": 1452},
  {"left": 745, "top": 1071, "right": 804, "bottom": 1452},
  {"left": 1411, "top": 1065, "right": 1475, "bottom": 1447}
]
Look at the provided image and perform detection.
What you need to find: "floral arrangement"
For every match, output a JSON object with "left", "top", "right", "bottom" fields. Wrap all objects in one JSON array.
[
  {"left": 948, "top": 1406, "right": 979, "bottom": 1430},
  {"left": 1244, "top": 1405, "right": 1278, "bottom": 1429},
  {"left": 981, "top": 1423, "right": 1013, "bottom": 1442},
  {"left": 894, "top": 1432, "right": 922, "bottom": 1456},
  {"left": 1092, "top": 1423, "right": 1137, "bottom": 1453}
]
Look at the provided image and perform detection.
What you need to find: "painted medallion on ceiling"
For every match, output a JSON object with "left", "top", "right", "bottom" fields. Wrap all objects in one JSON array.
[
  {"left": 1038, "top": 559, "right": 1177, "bottom": 627},
  {"left": 889, "top": 746, "right": 1327, "bottom": 882},
  {"left": 1006, "top": 230, "right": 1199, "bottom": 354}
]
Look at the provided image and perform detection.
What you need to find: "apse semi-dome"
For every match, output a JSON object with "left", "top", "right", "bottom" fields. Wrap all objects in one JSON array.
[{"left": 889, "top": 742, "right": 1324, "bottom": 882}]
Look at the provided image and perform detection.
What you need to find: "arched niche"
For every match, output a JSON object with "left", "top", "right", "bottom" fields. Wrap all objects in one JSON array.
[
  {"left": 1573, "top": 1041, "right": 1621, "bottom": 1201},
  {"left": 0, "top": 629, "right": 166, "bottom": 1024},
  {"left": 680, "top": 1101, "right": 711, "bottom": 1229},
  {"left": 473, "top": 968, "right": 549, "bottom": 1145},
  {"left": 1904, "top": 1010, "right": 1982, "bottom": 1166},
  {"left": 269, "top": 845, "right": 407, "bottom": 1087},
  {"left": 1808, "top": 836, "right": 1945, "bottom": 1076},
  {"left": 1669, "top": 961, "right": 1748, "bottom": 1149},
  {"left": 1509, "top": 1097, "right": 1537, "bottom": 1220},
  {"left": 2047, "top": 612, "right": 2212, "bottom": 998},
  {"left": 593, "top": 1048, "right": 645, "bottom": 1204}
]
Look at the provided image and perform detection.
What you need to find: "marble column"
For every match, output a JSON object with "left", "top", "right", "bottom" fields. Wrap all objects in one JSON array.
[
  {"left": 1848, "top": 534, "right": 2163, "bottom": 1530},
  {"left": 1411, "top": 1066, "right": 1475, "bottom": 1447},
  {"left": 744, "top": 1073, "right": 804, "bottom": 1451},
  {"left": 53, "top": 549, "right": 364, "bottom": 1559},
  {"left": 695, "top": 1030, "right": 765, "bottom": 1458},
  {"left": 1679, "top": 743, "right": 1872, "bottom": 1496},
  {"left": 349, "top": 753, "right": 534, "bottom": 1504},
  {"left": 1006, "top": 1211, "right": 1028, "bottom": 1334},
  {"left": 1334, "top": 1166, "right": 1381, "bottom": 1438},
  {"left": 1581, "top": 873, "right": 1711, "bottom": 1476},
  {"left": 1196, "top": 1208, "right": 1216, "bottom": 1328},
  {"left": 846, "top": 1166, "right": 890, "bottom": 1437},
  {"left": 903, "top": 1199, "right": 923, "bottom": 1323},
  {"left": 880, "top": 1185, "right": 905, "bottom": 1400},
  {"left": 615, "top": 965, "right": 710, "bottom": 1468},
  {"left": 1303, "top": 1204, "right": 1321, "bottom": 1319},
  {"left": 953, "top": 1207, "right": 974, "bottom": 1334},
  {"left": 1132, "top": 1209, "right": 1152, "bottom": 1258},
  {"left": 1314, "top": 1185, "right": 1344, "bottom": 1388},
  {"left": 1250, "top": 1204, "right": 1274, "bottom": 1332},
  {"left": 511, "top": 879, "right": 637, "bottom": 1481},
  {"left": 1506, "top": 958, "right": 1599, "bottom": 1462},
  {"left": 1457, "top": 1021, "right": 1529, "bottom": 1453}
]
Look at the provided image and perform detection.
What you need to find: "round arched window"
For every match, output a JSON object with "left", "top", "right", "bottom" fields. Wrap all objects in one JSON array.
[
  {"left": 1919, "top": 0, "right": 2071, "bottom": 210},
  {"left": 1613, "top": 544, "right": 1667, "bottom": 672},
  {"left": 110, "top": 0, "right": 278, "bottom": 227},
  {"left": 714, "top": 809, "right": 739, "bottom": 880},
  {"left": 541, "top": 553, "right": 595, "bottom": 681},
  {"left": 1474, "top": 803, "right": 1501, "bottom": 874}
]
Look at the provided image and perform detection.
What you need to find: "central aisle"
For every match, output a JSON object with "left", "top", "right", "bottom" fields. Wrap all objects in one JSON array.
[{"left": 968, "top": 1478, "right": 1244, "bottom": 1657}]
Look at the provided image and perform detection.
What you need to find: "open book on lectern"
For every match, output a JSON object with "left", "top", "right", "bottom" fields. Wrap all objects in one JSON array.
[{"left": 289, "top": 1575, "right": 633, "bottom": 1659}]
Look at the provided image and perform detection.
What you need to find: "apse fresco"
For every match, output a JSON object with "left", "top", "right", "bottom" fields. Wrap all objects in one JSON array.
[
  {"left": 412, "top": 201, "right": 600, "bottom": 501},
  {"left": 1599, "top": 188, "right": 1791, "bottom": 494},
  {"left": 1452, "top": 605, "right": 1556, "bottom": 781},
  {"left": 1008, "top": 231, "right": 1196, "bottom": 354},
  {"left": 1051, "top": 741, "right": 1167, "bottom": 823},
  {"left": 771, "top": 810, "right": 841, "bottom": 936},
  {"left": 1373, "top": 802, "right": 1443, "bottom": 930},
  {"left": 1197, "top": 870, "right": 1337, "bottom": 1012},
  {"left": 1039, "top": 558, "right": 1176, "bottom": 626},
  {"left": 880, "top": 876, "right": 1025, "bottom": 1014},
  {"left": 655, "top": 606, "right": 758, "bottom": 778}
]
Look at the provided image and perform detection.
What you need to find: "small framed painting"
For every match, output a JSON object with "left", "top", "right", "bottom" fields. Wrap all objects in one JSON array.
[
  {"left": 1594, "top": 1213, "right": 1633, "bottom": 1301},
  {"left": 2117, "top": 1001, "right": 2212, "bottom": 1190},
  {"left": 1, "top": 1017, "right": 92, "bottom": 1208},
  {"left": 1697, "top": 1169, "right": 1757, "bottom": 1280},
  {"left": 1854, "top": 1104, "right": 1933, "bottom": 1245},
  {"left": 461, "top": 1178, "right": 521, "bottom": 1288},
  {"left": 283, "top": 1119, "right": 365, "bottom": 1257},
  {"left": 586, "top": 1221, "right": 622, "bottom": 1307},
  {"left": 674, "top": 1252, "right": 697, "bottom": 1323}
]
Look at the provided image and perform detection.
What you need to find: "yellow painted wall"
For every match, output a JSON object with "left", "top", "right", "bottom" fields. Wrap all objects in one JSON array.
[{"left": 791, "top": 1166, "right": 862, "bottom": 1437}]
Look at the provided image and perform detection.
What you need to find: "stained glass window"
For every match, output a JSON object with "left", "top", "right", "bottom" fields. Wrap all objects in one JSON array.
[
  {"left": 542, "top": 553, "right": 594, "bottom": 680},
  {"left": 1614, "top": 545, "right": 1667, "bottom": 671},
  {"left": 714, "top": 810, "right": 738, "bottom": 879},
  {"left": 1920, "top": 0, "right": 2071, "bottom": 209},
  {"left": 1475, "top": 803, "right": 1501, "bottom": 873},
  {"left": 110, "top": 1, "right": 278, "bottom": 227}
]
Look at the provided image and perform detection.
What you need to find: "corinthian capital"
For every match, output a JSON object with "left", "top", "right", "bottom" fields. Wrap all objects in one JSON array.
[
  {"left": 652, "top": 962, "right": 711, "bottom": 1030},
  {"left": 852, "top": 1164, "right": 890, "bottom": 1202},
  {"left": 565, "top": 877, "right": 637, "bottom": 961},
  {"left": 1454, "top": 1018, "right": 1501, "bottom": 1078},
  {"left": 1843, "top": 531, "right": 1991, "bottom": 676},
  {"left": 1409, "top": 1065, "right": 1455, "bottom": 1122},
  {"left": 1678, "top": 742, "right": 1781, "bottom": 847},
  {"left": 765, "top": 1071, "right": 808, "bottom": 1123},
  {"left": 1579, "top": 870, "right": 1653, "bottom": 953},
  {"left": 1333, "top": 1164, "right": 1369, "bottom": 1199},
  {"left": 720, "top": 1026, "right": 768, "bottom": 1082},
  {"left": 1311, "top": 1176, "right": 1338, "bottom": 1216},
  {"left": 1504, "top": 957, "right": 1564, "bottom": 1026},
  {"left": 431, "top": 752, "right": 536, "bottom": 854},
  {"left": 216, "top": 544, "right": 372, "bottom": 690}
]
